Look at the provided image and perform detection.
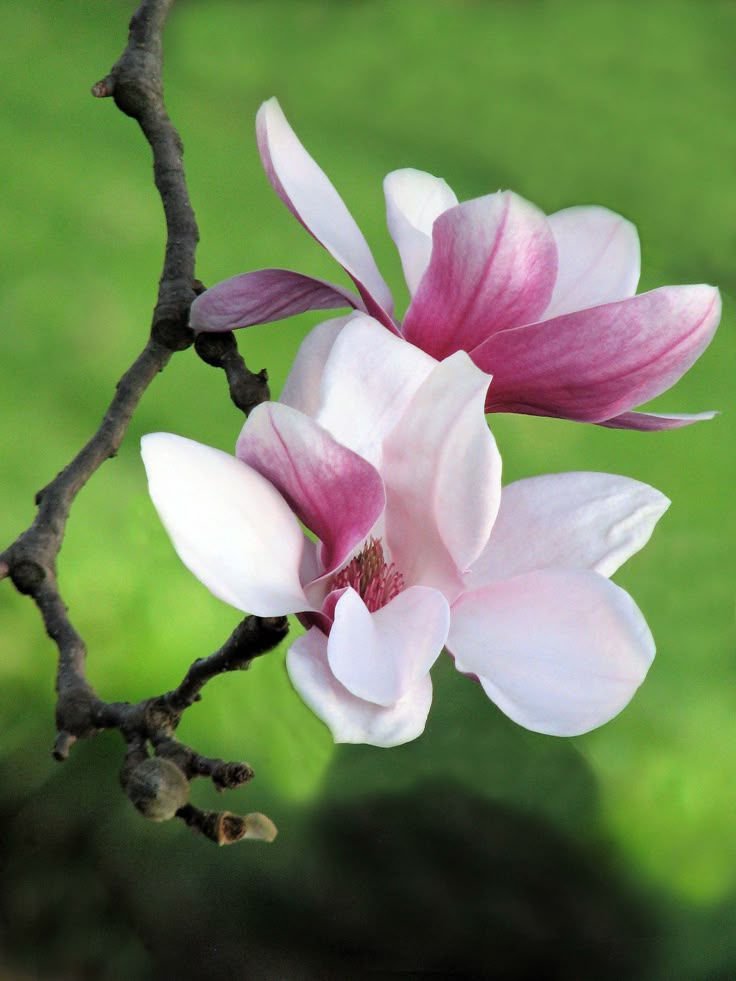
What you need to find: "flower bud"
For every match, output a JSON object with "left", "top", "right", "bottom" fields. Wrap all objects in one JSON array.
[{"left": 124, "top": 756, "right": 190, "bottom": 822}]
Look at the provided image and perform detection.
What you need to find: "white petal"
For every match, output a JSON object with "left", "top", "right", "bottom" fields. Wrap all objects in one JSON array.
[
  {"left": 466, "top": 472, "right": 670, "bottom": 588},
  {"left": 279, "top": 316, "right": 351, "bottom": 414},
  {"left": 327, "top": 586, "right": 449, "bottom": 706},
  {"left": 544, "top": 206, "right": 640, "bottom": 319},
  {"left": 449, "top": 569, "right": 655, "bottom": 736},
  {"left": 257, "top": 98, "right": 394, "bottom": 320},
  {"left": 384, "top": 168, "right": 458, "bottom": 295},
  {"left": 141, "top": 433, "right": 309, "bottom": 616},
  {"left": 382, "top": 351, "right": 500, "bottom": 592},
  {"left": 287, "top": 627, "right": 434, "bottom": 747},
  {"left": 314, "top": 314, "right": 437, "bottom": 467}
]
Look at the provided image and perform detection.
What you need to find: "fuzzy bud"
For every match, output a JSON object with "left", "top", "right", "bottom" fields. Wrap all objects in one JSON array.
[{"left": 124, "top": 756, "right": 190, "bottom": 822}]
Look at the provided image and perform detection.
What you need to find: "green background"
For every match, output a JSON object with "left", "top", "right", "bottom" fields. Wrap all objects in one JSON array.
[{"left": 1, "top": 0, "right": 734, "bottom": 977}]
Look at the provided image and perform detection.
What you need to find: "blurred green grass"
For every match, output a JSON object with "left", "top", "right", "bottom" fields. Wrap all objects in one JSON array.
[{"left": 1, "top": 1, "right": 735, "bottom": 977}]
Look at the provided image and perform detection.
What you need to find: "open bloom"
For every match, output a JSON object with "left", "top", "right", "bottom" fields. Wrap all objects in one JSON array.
[
  {"left": 142, "top": 316, "right": 668, "bottom": 747},
  {"left": 191, "top": 98, "right": 720, "bottom": 431}
]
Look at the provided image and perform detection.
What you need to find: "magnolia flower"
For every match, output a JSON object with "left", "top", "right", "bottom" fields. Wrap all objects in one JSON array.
[
  {"left": 142, "top": 316, "right": 668, "bottom": 747},
  {"left": 190, "top": 98, "right": 720, "bottom": 431}
]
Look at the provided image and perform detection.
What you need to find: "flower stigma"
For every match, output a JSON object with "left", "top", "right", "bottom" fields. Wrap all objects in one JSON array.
[{"left": 331, "top": 537, "right": 404, "bottom": 613}]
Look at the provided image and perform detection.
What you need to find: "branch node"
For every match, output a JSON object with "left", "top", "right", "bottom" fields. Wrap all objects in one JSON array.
[
  {"left": 91, "top": 76, "right": 115, "bottom": 99},
  {"left": 55, "top": 686, "right": 102, "bottom": 742},
  {"left": 151, "top": 314, "right": 195, "bottom": 352},
  {"left": 211, "top": 761, "right": 255, "bottom": 791},
  {"left": 10, "top": 559, "right": 46, "bottom": 595},
  {"left": 52, "top": 730, "right": 77, "bottom": 762}
]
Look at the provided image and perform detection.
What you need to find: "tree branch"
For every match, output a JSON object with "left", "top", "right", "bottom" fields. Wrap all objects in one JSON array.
[{"left": 1, "top": 0, "right": 286, "bottom": 843}]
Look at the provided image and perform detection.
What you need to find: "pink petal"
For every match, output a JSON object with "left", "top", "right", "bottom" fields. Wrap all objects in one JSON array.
[
  {"left": 381, "top": 351, "right": 499, "bottom": 594},
  {"left": 279, "top": 316, "right": 350, "bottom": 414},
  {"left": 598, "top": 409, "right": 718, "bottom": 431},
  {"left": 236, "top": 401, "right": 385, "bottom": 577},
  {"left": 543, "top": 206, "right": 640, "bottom": 320},
  {"left": 466, "top": 472, "right": 669, "bottom": 590},
  {"left": 287, "top": 626, "right": 434, "bottom": 747},
  {"left": 257, "top": 98, "right": 395, "bottom": 324},
  {"left": 449, "top": 569, "right": 655, "bottom": 736},
  {"left": 314, "top": 314, "right": 437, "bottom": 468},
  {"left": 384, "top": 168, "right": 458, "bottom": 295},
  {"left": 141, "top": 433, "right": 310, "bottom": 616},
  {"left": 402, "top": 191, "right": 558, "bottom": 360},
  {"left": 327, "top": 586, "right": 449, "bottom": 706},
  {"left": 189, "top": 269, "right": 358, "bottom": 333},
  {"left": 478, "top": 284, "right": 721, "bottom": 422}
]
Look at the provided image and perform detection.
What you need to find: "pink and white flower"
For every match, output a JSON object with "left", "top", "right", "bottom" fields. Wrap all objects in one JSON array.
[
  {"left": 191, "top": 98, "right": 720, "bottom": 431},
  {"left": 142, "top": 317, "right": 667, "bottom": 747}
]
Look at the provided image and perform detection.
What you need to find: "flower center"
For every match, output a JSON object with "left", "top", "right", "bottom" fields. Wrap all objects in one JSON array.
[{"left": 331, "top": 537, "right": 404, "bottom": 613}]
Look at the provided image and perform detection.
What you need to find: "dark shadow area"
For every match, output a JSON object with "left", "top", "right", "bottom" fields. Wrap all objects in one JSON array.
[{"left": 1, "top": 752, "right": 656, "bottom": 980}]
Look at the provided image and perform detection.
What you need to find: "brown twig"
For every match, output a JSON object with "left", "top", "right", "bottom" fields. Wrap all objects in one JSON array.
[
  {"left": 195, "top": 331, "right": 271, "bottom": 416},
  {"left": 0, "top": 0, "right": 286, "bottom": 843}
]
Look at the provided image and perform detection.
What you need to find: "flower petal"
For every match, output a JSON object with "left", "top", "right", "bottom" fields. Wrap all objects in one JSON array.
[
  {"left": 402, "top": 191, "right": 558, "bottom": 360},
  {"left": 448, "top": 569, "right": 655, "bottom": 736},
  {"left": 189, "top": 269, "right": 358, "bottom": 332},
  {"left": 466, "top": 472, "right": 670, "bottom": 589},
  {"left": 384, "top": 168, "right": 458, "bottom": 295},
  {"left": 381, "top": 351, "right": 499, "bottom": 593},
  {"left": 257, "top": 98, "right": 395, "bottom": 323},
  {"left": 598, "top": 409, "right": 718, "bottom": 431},
  {"left": 543, "top": 206, "right": 640, "bottom": 320},
  {"left": 141, "top": 433, "right": 309, "bottom": 616},
  {"left": 287, "top": 626, "right": 434, "bottom": 747},
  {"left": 236, "top": 401, "right": 385, "bottom": 576},
  {"left": 314, "top": 314, "right": 437, "bottom": 468},
  {"left": 279, "top": 315, "right": 351, "bottom": 414},
  {"left": 327, "top": 586, "right": 449, "bottom": 706},
  {"left": 478, "top": 284, "right": 721, "bottom": 422}
]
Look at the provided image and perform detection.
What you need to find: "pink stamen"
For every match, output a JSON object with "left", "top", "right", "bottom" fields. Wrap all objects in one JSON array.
[{"left": 331, "top": 537, "right": 404, "bottom": 613}]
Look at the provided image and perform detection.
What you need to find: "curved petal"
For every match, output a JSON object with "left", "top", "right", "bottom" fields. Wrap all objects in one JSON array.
[
  {"left": 384, "top": 168, "right": 458, "bottom": 295},
  {"left": 466, "top": 472, "right": 670, "bottom": 589},
  {"left": 287, "top": 627, "right": 433, "bottom": 747},
  {"left": 257, "top": 98, "right": 395, "bottom": 323},
  {"left": 314, "top": 314, "right": 437, "bottom": 468},
  {"left": 236, "top": 401, "right": 385, "bottom": 576},
  {"left": 382, "top": 351, "right": 499, "bottom": 593},
  {"left": 279, "top": 316, "right": 351, "bottom": 414},
  {"left": 448, "top": 569, "right": 655, "bottom": 736},
  {"left": 543, "top": 206, "right": 640, "bottom": 320},
  {"left": 327, "top": 586, "right": 449, "bottom": 706},
  {"left": 598, "top": 409, "right": 718, "bottom": 431},
  {"left": 141, "top": 433, "right": 309, "bottom": 616},
  {"left": 189, "top": 269, "right": 359, "bottom": 332},
  {"left": 478, "top": 284, "right": 721, "bottom": 422},
  {"left": 402, "top": 191, "right": 558, "bottom": 360}
]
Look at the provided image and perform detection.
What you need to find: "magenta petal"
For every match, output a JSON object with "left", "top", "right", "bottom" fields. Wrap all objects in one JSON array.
[
  {"left": 478, "top": 285, "right": 721, "bottom": 422},
  {"left": 598, "top": 409, "right": 718, "bottom": 431},
  {"left": 189, "top": 269, "right": 359, "bottom": 332},
  {"left": 402, "top": 191, "right": 558, "bottom": 360},
  {"left": 256, "top": 98, "right": 395, "bottom": 324},
  {"left": 236, "top": 402, "right": 385, "bottom": 576}
]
